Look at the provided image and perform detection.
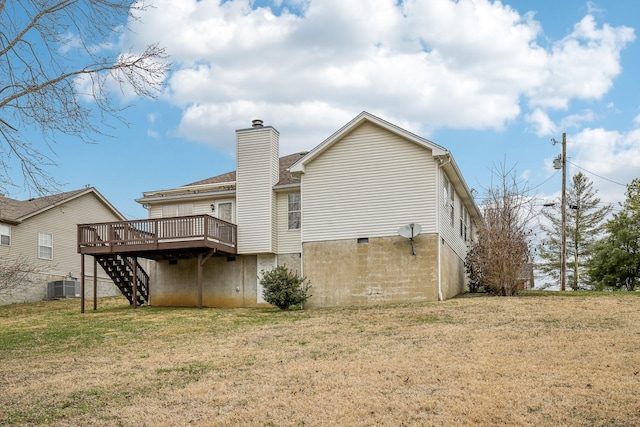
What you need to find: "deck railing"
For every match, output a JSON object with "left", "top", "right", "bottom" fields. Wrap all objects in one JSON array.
[{"left": 78, "top": 215, "right": 237, "bottom": 253}]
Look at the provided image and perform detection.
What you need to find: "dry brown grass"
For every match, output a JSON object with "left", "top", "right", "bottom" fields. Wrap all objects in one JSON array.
[{"left": 1, "top": 292, "right": 639, "bottom": 426}]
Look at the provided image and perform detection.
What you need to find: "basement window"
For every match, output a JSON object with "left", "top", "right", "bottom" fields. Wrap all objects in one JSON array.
[
  {"left": 227, "top": 256, "right": 236, "bottom": 262},
  {"left": 357, "top": 238, "right": 369, "bottom": 244}
]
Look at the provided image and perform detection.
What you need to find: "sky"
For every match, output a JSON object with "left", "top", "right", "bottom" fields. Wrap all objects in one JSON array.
[{"left": 9, "top": 0, "right": 640, "bottom": 222}]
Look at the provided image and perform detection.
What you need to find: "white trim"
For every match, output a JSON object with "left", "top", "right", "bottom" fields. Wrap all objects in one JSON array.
[{"left": 140, "top": 181, "right": 236, "bottom": 198}]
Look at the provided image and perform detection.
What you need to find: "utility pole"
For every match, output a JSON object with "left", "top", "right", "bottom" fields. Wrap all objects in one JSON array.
[
  {"left": 552, "top": 133, "right": 567, "bottom": 291},
  {"left": 560, "top": 132, "right": 567, "bottom": 291}
]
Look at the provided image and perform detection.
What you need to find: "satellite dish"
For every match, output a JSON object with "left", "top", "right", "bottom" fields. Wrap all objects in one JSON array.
[{"left": 398, "top": 223, "right": 422, "bottom": 255}]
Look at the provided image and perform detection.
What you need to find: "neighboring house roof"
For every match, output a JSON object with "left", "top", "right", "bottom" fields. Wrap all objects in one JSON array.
[
  {"left": 137, "top": 152, "right": 308, "bottom": 204},
  {"left": 0, "top": 187, "right": 125, "bottom": 224}
]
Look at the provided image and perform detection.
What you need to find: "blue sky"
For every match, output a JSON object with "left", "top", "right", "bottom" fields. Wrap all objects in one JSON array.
[{"left": 8, "top": 0, "right": 640, "bottom": 221}]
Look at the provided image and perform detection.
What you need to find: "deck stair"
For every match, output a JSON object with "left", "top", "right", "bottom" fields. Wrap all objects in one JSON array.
[{"left": 97, "top": 255, "right": 149, "bottom": 306}]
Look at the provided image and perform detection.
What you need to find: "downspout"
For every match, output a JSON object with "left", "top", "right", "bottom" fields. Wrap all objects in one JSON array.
[{"left": 435, "top": 154, "right": 451, "bottom": 301}]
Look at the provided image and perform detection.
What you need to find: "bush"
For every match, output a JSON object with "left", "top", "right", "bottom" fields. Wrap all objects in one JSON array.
[{"left": 260, "top": 265, "right": 311, "bottom": 310}]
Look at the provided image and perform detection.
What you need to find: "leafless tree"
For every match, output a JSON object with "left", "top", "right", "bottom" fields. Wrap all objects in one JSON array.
[
  {"left": 466, "top": 163, "right": 534, "bottom": 295},
  {"left": 0, "top": 0, "right": 169, "bottom": 194},
  {"left": 0, "top": 257, "right": 42, "bottom": 299}
]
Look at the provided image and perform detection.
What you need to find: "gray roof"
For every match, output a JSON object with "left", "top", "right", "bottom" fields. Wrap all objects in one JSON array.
[
  {"left": 185, "top": 151, "right": 307, "bottom": 188},
  {"left": 0, "top": 189, "right": 86, "bottom": 223},
  {"left": 0, "top": 188, "right": 124, "bottom": 223}
]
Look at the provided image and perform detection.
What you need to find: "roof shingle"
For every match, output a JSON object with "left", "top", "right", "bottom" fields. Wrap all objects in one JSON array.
[
  {"left": 0, "top": 189, "right": 87, "bottom": 222},
  {"left": 184, "top": 151, "right": 307, "bottom": 188}
]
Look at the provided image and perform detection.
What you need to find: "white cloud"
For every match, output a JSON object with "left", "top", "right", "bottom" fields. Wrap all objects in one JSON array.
[
  {"left": 120, "top": 0, "right": 635, "bottom": 153},
  {"left": 560, "top": 110, "right": 596, "bottom": 130},
  {"left": 526, "top": 109, "right": 557, "bottom": 136},
  {"left": 571, "top": 127, "right": 640, "bottom": 205},
  {"left": 527, "top": 15, "right": 635, "bottom": 109}
]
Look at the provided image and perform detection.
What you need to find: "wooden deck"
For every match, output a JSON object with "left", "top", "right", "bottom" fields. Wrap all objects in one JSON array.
[{"left": 77, "top": 215, "right": 237, "bottom": 259}]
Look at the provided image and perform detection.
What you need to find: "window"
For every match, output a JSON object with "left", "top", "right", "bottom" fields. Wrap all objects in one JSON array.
[
  {"left": 448, "top": 183, "right": 455, "bottom": 226},
  {"left": 443, "top": 176, "right": 454, "bottom": 225},
  {"left": 0, "top": 223, "right": 10, "bottom": 246},
  {"left": 288, "top": 193, "right": 301, "bottom": 230},
  {"left": 217, "top": 202, "right": 233, "bottom": 223},
  {"left": 443, "top": 176, "right": 450, "bottom": 207},
  {"left": 162, "top": 203, "right": 193, "bottom": 217},
  {"left": 459, "top": 202, "right": 468, "bottom": 241},
  {"left": 38, "top": 232, "right": 53, "bottom": 260}
]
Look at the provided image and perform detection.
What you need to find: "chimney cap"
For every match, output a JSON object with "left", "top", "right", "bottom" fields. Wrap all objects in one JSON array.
[{"left": 251, "top": 119, "right": 264, "bottom": 128}]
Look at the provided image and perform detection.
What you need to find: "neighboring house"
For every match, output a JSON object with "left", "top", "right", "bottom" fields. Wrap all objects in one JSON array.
[
  {"left": 0, "top": 188, "right": 124, "bottom": 305},
  {"left": 78, "top": 112, "right": 482, "bottom": 308}
]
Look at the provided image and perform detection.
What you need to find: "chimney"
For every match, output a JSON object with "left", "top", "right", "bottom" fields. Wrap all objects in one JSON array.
[{"left": 236, "top": 120, "right": 279, "bottom": 254}]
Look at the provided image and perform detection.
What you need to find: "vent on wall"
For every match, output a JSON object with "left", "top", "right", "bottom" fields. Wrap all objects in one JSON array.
[{"left": 47, "top": 280, "right": 81, "bottom": 299}]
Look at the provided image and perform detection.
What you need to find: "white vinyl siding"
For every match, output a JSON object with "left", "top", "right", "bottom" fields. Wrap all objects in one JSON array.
[
  {"left": 439, "top": 172, "right": 469, "bottom": 260},
  {"left": 302, "top": 122, "right": 437, "bottom": 242},
  {"left": 276, "top": 191, "right": 301, "bottom": 254},
  {"left": 148, "top": 199, "right": 236, "bottom": 220},
  {"left": 1, "top": 191, "right": 124, "bottom": 304},
  {"left": 38, "top": 232, "right": 53, "bottom": 260},
  {"left": 0, "top": 223, "right": 10, "bottom": 246},
  {"left": 236, "top": 127, "right": 279, "bottom": 254}
]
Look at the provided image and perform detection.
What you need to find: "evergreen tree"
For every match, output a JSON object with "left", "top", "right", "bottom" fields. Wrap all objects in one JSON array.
[
  {"left": 588, "top": 178, "right": 640, "bottom": 291},
  {"left": 538, "top": 172, "right": 612, "bottom": 289}
]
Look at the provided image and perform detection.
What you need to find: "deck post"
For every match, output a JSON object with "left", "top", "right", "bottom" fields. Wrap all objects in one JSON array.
[
  {"left": 80, "top": 254, "right": 85, "bottom": 313},
  {"left": 198, "top": 253, "right": 203, "bottom": 309},
  {"left": 133, "top": 257, "right": 138, "bottom": 309},
  {"left": 93, "top": 257, "right": 98, "bottom": 311}
]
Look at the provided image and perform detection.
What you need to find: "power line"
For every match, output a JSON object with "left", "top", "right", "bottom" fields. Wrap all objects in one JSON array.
[{"left": 568, "top": 161, "right": 628, "bottom": 187}]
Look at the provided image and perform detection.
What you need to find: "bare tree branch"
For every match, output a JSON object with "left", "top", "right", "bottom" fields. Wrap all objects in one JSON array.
[
  {"left": 0, "top": 0, "right": 169, "bottom": 195},
  {"left": 466, "top": 161, "right": 534, "bottom": 295},
  {"left": 0, "top": 257, "right": 43, "bottom": 298}
]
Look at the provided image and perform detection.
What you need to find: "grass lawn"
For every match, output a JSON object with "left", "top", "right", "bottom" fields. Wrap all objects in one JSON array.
[{"left": 1, "top": 292, "right": 639, "bottom": 426}]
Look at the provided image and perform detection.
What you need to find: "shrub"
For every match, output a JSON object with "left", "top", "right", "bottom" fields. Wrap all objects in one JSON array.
[{"left": 260, "top": 265, "right": 311, "bottom": 310}]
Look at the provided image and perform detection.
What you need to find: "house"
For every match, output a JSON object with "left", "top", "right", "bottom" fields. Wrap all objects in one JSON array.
[
  {"left": 0, "top": 187, "right": 125, "bottom": 305},
  {"left": 77, "top": 112, "right": 482, "bottom": 309}
]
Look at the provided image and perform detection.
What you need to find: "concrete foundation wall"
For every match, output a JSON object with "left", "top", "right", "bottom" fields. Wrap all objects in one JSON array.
[
  {"left": 440, "top": 238, "right": 468, "bottom": 300},
  {"left": 277, "top": 253, "right": 302, "bottom": 275},
  {"left": 150, "top": 255, "right": 264, "bottom": 308},
  {"left": 148, "top": 253, "right": 302, "bottom": 308},
  {"left": 302, "top": 235, "right": 440, "bottom": 308}
]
